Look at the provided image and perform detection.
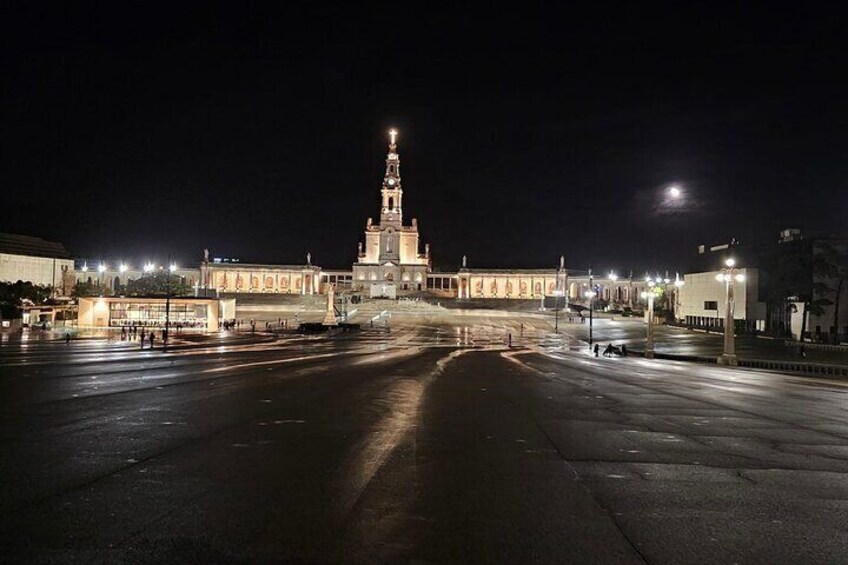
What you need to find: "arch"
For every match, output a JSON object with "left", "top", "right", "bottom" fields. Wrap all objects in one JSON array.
[
  {"left": 384, "top": 272, "right": 394, "bottom": 282},
  {"left": 388, "top": 196, "right": 394, "bottom": 210},
  {"left": 113, "top": 276, "right": 121, "bottom": 292}
]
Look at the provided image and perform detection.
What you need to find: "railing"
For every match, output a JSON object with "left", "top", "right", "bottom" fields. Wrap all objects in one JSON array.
[{"left": 629, "top": 348, "right": 848, "bottom": 378}]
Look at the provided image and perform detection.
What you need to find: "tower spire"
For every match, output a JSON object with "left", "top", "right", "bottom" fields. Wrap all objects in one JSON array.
[{"left": 380, "top": 128, "right": 403, "bottom": 224}]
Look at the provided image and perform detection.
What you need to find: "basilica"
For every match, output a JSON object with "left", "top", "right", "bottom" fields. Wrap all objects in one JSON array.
[
  {"left": 84, "top": 131, "right": 649, "bottom": 307},
  {"left": 351, "top": 130, "right": 430, "bottom": 295}
]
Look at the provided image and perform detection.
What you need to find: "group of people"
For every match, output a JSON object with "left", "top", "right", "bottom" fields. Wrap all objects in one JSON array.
[
  {"left": 222, "top": 317, "right": 299, "bottom": 332},
  {"left": 593, "top": 343, "right": 627, "bottom": 357},
  {"left": 111, "top": 320, "right": 201, "bottom": 329},
  {"left": 116, "top": 325, "right": 160, "bottom": 349}
]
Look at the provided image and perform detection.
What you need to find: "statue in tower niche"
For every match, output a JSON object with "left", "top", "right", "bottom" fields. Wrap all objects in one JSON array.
[
  {"left": 462, "top": 255, "right": 467, "bottom": 268},
  {"left": 306, "top": 252, "right": 311, "bottom": 266}
]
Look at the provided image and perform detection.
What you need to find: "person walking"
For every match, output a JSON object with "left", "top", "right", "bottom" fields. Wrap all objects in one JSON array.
[
  {"left": 593, "top": 343, "right": 599, "bottom": 357},
  {"left": 149, "top": 331, "right": 155, "bottom": 350},
  {"left": 799, "top": 344, "right": 806, "bottom": 359},
  {"left": 65, "top": 332, "right": 71, "bottom": 345}
]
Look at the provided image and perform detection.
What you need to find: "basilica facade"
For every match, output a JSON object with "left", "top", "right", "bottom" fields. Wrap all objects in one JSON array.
[
  {"left": 80, "top": 130, "right": 652, "bottom": 309},
  {"left": 351, "top": 130, "right": 430, "bottom": 293}
]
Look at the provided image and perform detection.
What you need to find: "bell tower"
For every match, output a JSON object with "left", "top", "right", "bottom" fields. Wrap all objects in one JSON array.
[{"left": 380, "top": 129, "right": 402, "bottom": 227}]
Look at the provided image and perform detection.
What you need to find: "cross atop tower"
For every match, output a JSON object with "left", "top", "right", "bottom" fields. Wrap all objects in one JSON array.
[{"left": 389, "top": 128, "right": 398, "bottom": 149}]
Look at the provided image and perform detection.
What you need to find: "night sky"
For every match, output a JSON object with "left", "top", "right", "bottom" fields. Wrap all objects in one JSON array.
[{"left": 3, "top": 3, "right": 846, "bottom": 274}]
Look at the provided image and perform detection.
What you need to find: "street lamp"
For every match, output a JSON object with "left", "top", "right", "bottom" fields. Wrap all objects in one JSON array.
[
  {"left": 716, "top": 258, "right": 745, "bottom": 366},
  {"left": 553, "top": 289, "right": 564, "bottom": 333},
  {"left": 119, "top": 263, "right": 128, "bottom": 274},
  {"left": 585, "top": 267, "right": 596, "bottom": 345},
  {"left": 672, "top": 273, "right": 685, "bottom": 321},
  {"left": 98, "top": 263, "right": 107, "bottom": 293},
  {"left": 608, "top": 272, "right": 618, "bottom": 306},
  {"left": 641, "top": 281, "right": 660, "bottom": 358},
  {"left": 164, "top": 257, "right": 176, "bottom": 351},
  {"left": 143, "top": 262, "right": 155, "bottom": 273}
]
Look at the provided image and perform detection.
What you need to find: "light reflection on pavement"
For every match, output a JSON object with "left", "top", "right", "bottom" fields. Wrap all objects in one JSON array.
[{"left": 1, "top": 310, "right": 847, "bottom": 563}]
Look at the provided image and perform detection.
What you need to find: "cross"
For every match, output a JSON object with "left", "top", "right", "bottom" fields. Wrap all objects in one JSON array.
[{"left": 389, "top": 129, "right": 397, "bottom": 146}]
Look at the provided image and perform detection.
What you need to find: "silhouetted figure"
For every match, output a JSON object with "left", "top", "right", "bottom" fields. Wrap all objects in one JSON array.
[
  {"left": 65, "top": 332, "right": 71, "bottom": 345},
  {"left": 149, "top": 332, "right": 155, "bottom": 349},
  {"left": 603, "top": 343, "right": 614, "bottom": 357},
  {"left": 593, "top": 343, "right": 599, "bottom": 357},
  {"left": 800, "top": 344, "right": 806, "bottom": 359},
  {"left": 621, "top": 344, "right": 628, "bottom": 357},
  {"left": 508, "top": 333, "right": 512, "bottom": 347}
]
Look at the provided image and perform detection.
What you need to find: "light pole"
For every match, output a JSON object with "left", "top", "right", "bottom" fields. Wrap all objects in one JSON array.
[
  {"left": 98, "top": 263, "right": 107, "bottom": 295},
  {"left": 164, "top": 259, "right": 176, "bottom": 350},
  {"left": 608, "top": 272, "right": 618, "bottom": 307},
  {"left": 672, "top": 272, "right": 685, "bottom": 322},
  {"left": 716, "top": 258, "right": 744, "bottom": 366},
  {"left": 553, "top": 289, "right": 564, "bottom": 333},
  {"left": 585, "top": 267, "right": 595, "bottom": 345},
  {"left": 641, "top": 282, "right": 660, "bottom": 358}
]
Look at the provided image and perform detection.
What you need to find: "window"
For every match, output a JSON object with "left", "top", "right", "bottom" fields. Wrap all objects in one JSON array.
[{"left": 704, "top": 301, "right": 718, "bottom": 310}]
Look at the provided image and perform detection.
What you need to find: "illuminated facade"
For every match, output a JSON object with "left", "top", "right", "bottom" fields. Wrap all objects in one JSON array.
[
  {"left": 352, "top": 130, "right": 430, "bottom": 292},
  {"left": 68, "top": 130, "right": 655, "bottom": 307}
]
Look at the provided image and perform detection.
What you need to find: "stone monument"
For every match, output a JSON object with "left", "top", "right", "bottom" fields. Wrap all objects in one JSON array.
[{"left": 322, "top": 284, "right": 338, "bottom": 327}]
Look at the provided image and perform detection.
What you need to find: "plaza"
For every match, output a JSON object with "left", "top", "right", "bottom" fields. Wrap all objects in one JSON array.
[{"left": 1, "top": 307, "right": 847, "bottom": 563}]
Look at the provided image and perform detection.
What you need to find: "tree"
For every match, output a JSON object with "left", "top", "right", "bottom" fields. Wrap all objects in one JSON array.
[
  {"left": 122, "top": 273, "right": 192, "bottom": 297},
  {"left": 71, "top": 280, "right": 107, "bottom": 298},
  {"left": 761, "top": 240, "right": 831, "bottom": 341},
  {"left": 0, "top": 280, "right": 54, "bottom": 318},
  {"left": 815, "top": 242, "right": 848, "bottom": 343}
]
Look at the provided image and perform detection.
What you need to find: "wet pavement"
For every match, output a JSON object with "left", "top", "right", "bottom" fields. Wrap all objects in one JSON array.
[
  {"left": 553, "top": 315, "right": 848, "bottom": 365},
  {"left": 1, "top": 315, "right": 848, "bottom": 563}
]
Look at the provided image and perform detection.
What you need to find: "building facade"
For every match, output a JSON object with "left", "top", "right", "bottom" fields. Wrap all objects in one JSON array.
[
  {"left": 0, "top": 233, "right": 75, "bottom": 295},
  {"left": 67, "top": 131, "right": 667, "bottom": 309},
  {"left": 679, "top": 269, "right": 766, "bottom": 331},
  {"left": 352, "top": 130, "right": 430, "bottom": 293}
]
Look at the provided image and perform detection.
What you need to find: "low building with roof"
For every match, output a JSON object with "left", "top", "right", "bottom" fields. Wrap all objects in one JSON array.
[{"left": 0, "top": 233, "right": 75, "bottom": 295}]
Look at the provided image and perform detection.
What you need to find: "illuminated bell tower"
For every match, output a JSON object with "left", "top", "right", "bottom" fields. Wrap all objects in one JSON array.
[{"left": 380, "top": 129, "right": 403, "bottom": 228}]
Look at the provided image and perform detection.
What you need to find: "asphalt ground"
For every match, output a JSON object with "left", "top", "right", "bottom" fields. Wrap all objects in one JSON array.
[{"left": 1, "top": 315, "right": 848, "bottom": 563}]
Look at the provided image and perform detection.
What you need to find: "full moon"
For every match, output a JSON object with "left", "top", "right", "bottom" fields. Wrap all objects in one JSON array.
[{"left": 669, "top": 186, "right": 681, "bottom": 198}]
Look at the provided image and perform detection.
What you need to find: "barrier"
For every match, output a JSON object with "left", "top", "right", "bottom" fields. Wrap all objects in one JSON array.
[{"left": 628, "top": 349, "right": 848, "bottom": 378}]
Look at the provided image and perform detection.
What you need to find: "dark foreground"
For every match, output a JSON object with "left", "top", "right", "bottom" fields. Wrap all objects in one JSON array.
[{"left": 1, "top": 319, "right": 847, "bottom": 564}]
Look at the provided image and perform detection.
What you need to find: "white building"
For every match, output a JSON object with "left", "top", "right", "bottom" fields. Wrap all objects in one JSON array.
[
  {"left": 680, "top": 269, "right": 766, "bottom": 331},
  {"left": 0, "top": 233, "right": 75, "bottom": 295},
  {"left": 352, "top": 130, "right": 430, "bottom": 294}
]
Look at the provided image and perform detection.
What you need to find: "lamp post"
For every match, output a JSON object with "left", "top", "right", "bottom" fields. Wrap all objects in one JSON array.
[
  {"left": 608, "top": 272, "right": 618, "bottom": 307},
  {"left": 672, "top": 272, "right": 685, "bottom": 322},
  {"left": 164, "top": 259, "right": 176, "bottom": 350},
  {"left": 716, "top": 258, "right": 744, "bottom": 366},
  {"left": 97, "top": 263, "right": 107, "bottom": 295},
  {"left": 553, "top": 289, "right": 564, "bottom": 333},
  {"left": 641, "top": 282, "right": 659, "bottom": 358},
  {"left": 585, "top": 267, "right": 595, "bottom": 345}
]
